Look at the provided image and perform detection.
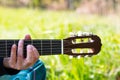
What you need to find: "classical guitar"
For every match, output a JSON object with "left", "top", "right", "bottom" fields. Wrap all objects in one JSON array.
[{"left": 0, "top": 32, "right": 102, "bottom": 58}]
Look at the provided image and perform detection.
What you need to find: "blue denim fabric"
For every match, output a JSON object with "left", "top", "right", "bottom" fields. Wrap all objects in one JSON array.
[{"left": 0, "top": 60, "right": 46, "bottom": 80}]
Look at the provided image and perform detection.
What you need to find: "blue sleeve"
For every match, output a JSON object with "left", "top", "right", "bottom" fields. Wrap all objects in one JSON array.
[
  {"left": 0, "top": 59, "right": 46, "bottom": 80},
  {"left": 11, "top": 60, "right": 46, "bottom": 80},
  {"left": 0, "top": 58, "right": 20, "bottom": 76}
]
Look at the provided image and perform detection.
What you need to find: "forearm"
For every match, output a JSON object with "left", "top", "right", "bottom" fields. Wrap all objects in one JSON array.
[{"left": 0, "top": 58, "right": 20, "bottom": 76}]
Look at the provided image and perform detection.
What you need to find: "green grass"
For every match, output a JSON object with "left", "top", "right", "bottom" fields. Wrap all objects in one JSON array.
[{"left": 0, "top": 7, "right": 120, "bottom": 80}]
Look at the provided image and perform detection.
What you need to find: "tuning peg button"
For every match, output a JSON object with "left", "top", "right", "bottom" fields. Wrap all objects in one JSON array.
[
  {"left": 69, "top": 32, "right": 77, "bottom": 37},
  {"left": 69, "top": 55, "right": 73, "bottom": 59},
  {"left": 83, "top": 32, "right": 92, "bottom": 36},
  {"left": 77, "top": 31, "right": 93, "bottom": 37},
  {"left": 84, "top": 55, "right": 89, "bottom": 58},
  {"left": 77, "top": 56, "right": 81, "bottom": 59},
  {"left": 88, "top": 55, "right": 92, "bottom": 57},
  {"left": 77, "top": 31, "right": 83, "bottom": 36}
]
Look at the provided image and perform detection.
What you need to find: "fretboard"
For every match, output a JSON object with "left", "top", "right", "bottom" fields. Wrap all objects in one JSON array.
[{"left": 0, "top": 39, "right": 63, "bottom": 57}]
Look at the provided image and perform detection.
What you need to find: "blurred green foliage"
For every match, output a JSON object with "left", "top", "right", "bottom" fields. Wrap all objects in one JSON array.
[{"left": 0, "top": 7, "right": 120, "bottom": 80}]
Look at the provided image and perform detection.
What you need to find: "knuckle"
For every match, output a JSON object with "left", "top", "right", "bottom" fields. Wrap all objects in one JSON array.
[
  {"left": 18, "top": 54, "right": 23, "bottom": 58},
  {"left": 18, "top": 48, "right": 22, "bottom": 53},
  {"left": 16, "top": 66, "right": 22, "bottom": 70},
  {"left": 9, "top": 61, "right": 15, "bottom": 68},
  {"left": 26, "top": 60, "right": 32, "bottom": 66},
  {"left": 10, "top": 64, "right": 15, "bottom": 68},
  {"left": 32, "top": 56, "right": 38, "bottom": 62},
  {"left": 34, "top": 55, "right": 39, "bottom": 60},
  {"left": 9, "top": 60, "right": 12, "bottom": 64},
  {"left": 27, "top": 45, "right": 32, "bottom": 52}
]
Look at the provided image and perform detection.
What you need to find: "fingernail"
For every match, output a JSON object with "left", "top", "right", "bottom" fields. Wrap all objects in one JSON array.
[
  {"left": 19, "top": 40, "right": 24, "bottom": 44},
  {"left": 27, "top": 45, "right": 32, "bottom": 49},
  {"left": 12, "top": 44, "right": 16, "bottom": 48}
]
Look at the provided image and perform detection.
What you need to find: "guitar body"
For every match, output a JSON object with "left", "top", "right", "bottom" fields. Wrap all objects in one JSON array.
[{"left": 0, "top": 60, "right": 46, "bottom": 80}]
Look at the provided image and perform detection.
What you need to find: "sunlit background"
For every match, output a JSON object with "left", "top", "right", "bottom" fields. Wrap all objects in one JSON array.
[{"left": 0, "top": 0, "right": 120, "bottom": 80}]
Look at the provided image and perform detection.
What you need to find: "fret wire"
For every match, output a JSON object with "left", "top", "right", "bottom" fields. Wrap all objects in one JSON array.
[
  {"left": 61, "top": 40, "right": 63, "bottom": 55},
  {"left": 50, "top": 40, "right": 52, "bottom": 55},
  {"left": 6, "top": 40, "right": 7, "bottom": 57},
  {"left": 41, "top": 40, "right": 42, "bottom": 55},
  {"left": 14, "top": 40, "right": 15, "bottom": 44},
  {"left": 31, "top": 40, "right": 33, "bottom": 45}
]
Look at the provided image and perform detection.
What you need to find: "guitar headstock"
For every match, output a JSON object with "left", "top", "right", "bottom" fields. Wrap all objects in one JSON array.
[{"left": 63, "top": 32, "right": 102, "bottom": 57}]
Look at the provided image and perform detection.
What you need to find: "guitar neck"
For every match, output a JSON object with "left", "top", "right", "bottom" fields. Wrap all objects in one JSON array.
[{"left": 0, "top": 39, "right": 63, "bottom": 58}]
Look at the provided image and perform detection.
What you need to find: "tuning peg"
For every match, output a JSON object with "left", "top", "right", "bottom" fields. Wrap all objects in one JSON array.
[
  {"left": 88, "top": 55, "right": 92, "bottom": 57},
  {"left": 77, "top": 31, "right": 93, "bottom": 36},
  {"left": 77, "top": 31, "right": 83, "bottom": 36},
  {"left": 70, "top": 32, "right": 77, "bottom": 44},
  {"left": 77, "top": 55, "right": 81, "bottom": 59},
  {"left": 83, "top": 32, "right": 89, "bottom": 36},
  {"left": 69, "top": 32, "right": 77, "bottom": 37},
  {"left": 88, "top": 38, "right": 91, "bottom": 42},
  {"left": 70, "top": 31, "right": 93, "bottom": 37},
  {"left": 89, "top": 32, "right": 93, "bottom": 35},
  {"left": 84, "top": 55, "right": 89, "bottom": 58},
  {"left": 69, "top": 55, "right": 73, "bottom": 59},
  {"left": 69, "top": 55, "right": 81, "bottom": 59},
  {"left": 88, "top": 49, "right": 93, "bottom": 53},
  {"left": 88, "top": 38, "right": 94, "bottom": 43},
  {"left": 83, "top": 32, "right": 93, "bottom": 36},
  {"left": 69, "top": 32, "right": 74, "bottom": 37}
]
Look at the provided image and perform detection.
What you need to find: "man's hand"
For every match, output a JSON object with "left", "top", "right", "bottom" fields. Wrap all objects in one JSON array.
[{"left": 3, "top": 34, "right": 39, "bottom": 70}]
